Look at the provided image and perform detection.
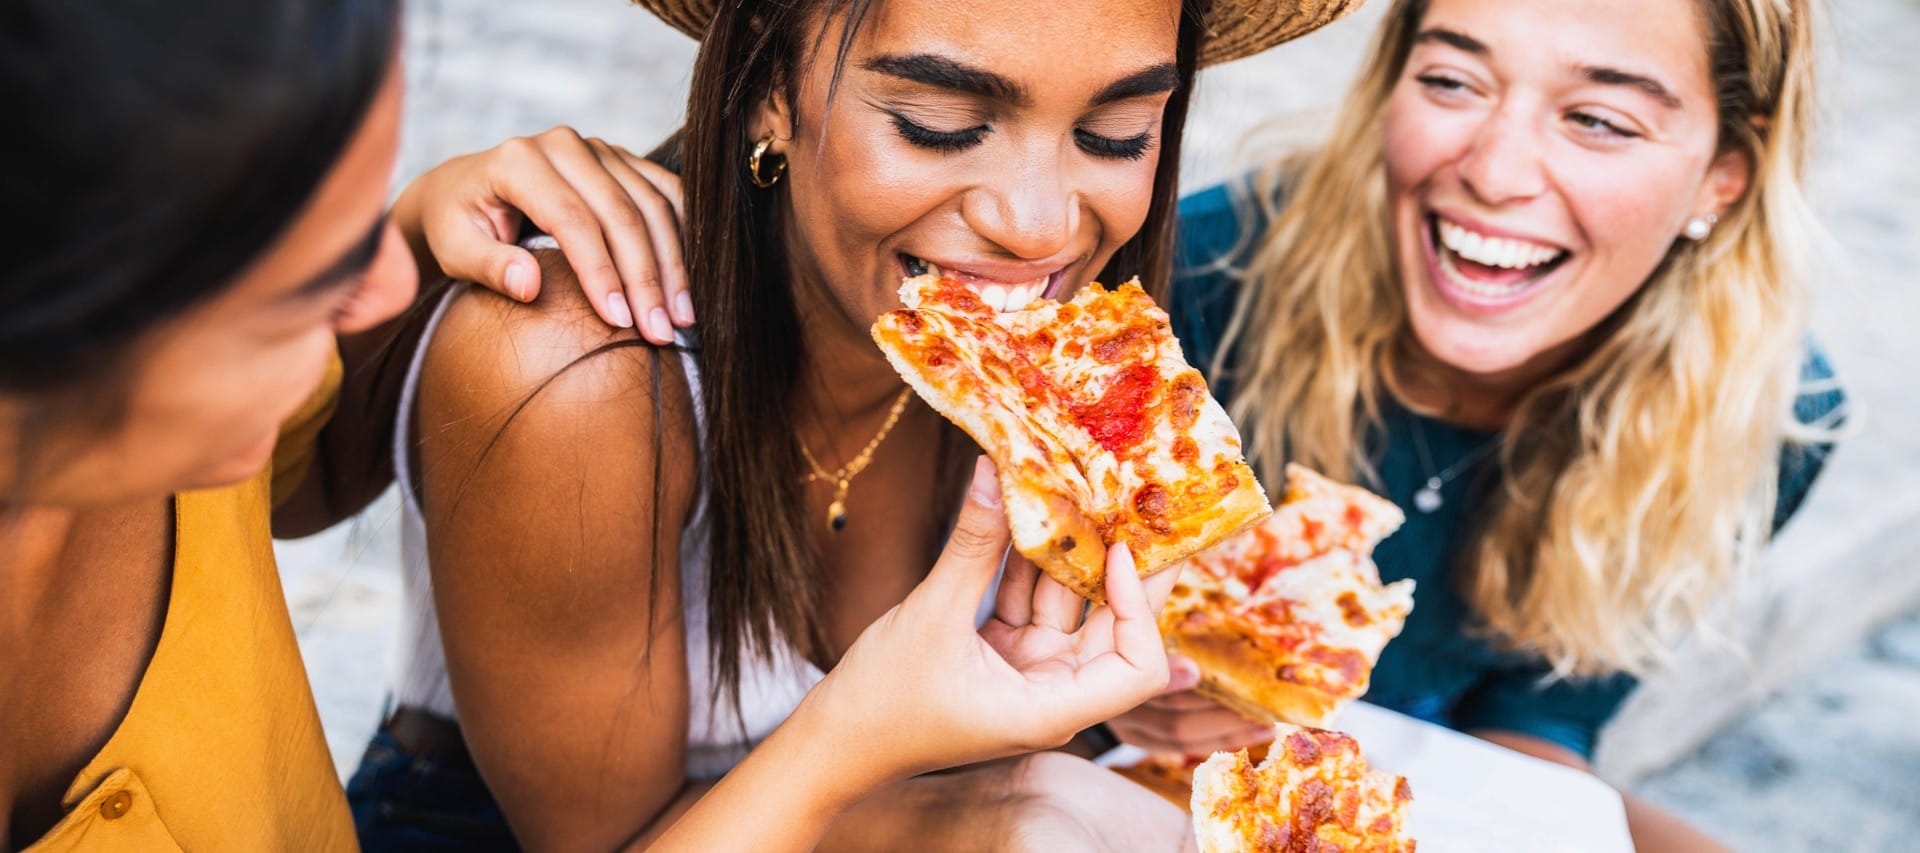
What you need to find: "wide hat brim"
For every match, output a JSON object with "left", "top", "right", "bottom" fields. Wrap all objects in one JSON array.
[{"left": 628, "top": 0, "right": 1365, "bottom": 68}]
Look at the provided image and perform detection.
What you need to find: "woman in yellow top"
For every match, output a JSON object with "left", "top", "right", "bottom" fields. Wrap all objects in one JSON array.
[{"left": 0, "top": 2, "right": 1175, "bottom": 850}]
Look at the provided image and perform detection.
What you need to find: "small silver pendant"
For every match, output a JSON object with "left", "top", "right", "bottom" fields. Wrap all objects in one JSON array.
[{"left": 1414, "top": 477, "right": 1444, "bottom": 513}]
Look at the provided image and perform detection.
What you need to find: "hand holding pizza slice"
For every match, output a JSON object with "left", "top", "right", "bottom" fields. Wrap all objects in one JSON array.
[{"left": 872, "top": 274, "right": 1271, "bottom": 602}]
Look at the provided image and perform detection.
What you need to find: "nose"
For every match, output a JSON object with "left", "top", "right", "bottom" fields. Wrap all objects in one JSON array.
[
  {"left": 333, "top": 220, "right": 420, "bottom": 335},
  {"left": 1457, "top": 103, "right": 1548, "bottom": 206},
  {"left": 961, "top": 148, "right": 1077, "bottom": 260}
]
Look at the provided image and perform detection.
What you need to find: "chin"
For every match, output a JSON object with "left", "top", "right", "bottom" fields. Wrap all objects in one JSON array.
[
  {"left": 1407, "top": 314, "right": 1542, "bottom": 378},
  {"left": 184, "top": 431, "right": 280, "bottom": 491}
]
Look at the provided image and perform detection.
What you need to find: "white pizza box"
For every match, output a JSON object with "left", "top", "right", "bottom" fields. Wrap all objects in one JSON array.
[{"left": 1096, "top": 701, "right": 1634, "bottom": 853}]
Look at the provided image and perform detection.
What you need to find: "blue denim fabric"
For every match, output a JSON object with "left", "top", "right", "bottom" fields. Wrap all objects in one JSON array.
[{"left": 347, "top": 727, "right": 519, "bottom": 852}]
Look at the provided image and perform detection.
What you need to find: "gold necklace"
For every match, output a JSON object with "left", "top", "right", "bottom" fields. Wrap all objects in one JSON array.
[{"left": 799, "top": 387, "right": 914, "bottom": 532}]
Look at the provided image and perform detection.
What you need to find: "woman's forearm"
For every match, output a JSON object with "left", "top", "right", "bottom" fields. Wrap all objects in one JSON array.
[
  {"left": 1621, "top": 791, "right": 1732, "bottom": 853},
  {"left": 641, "top": 700, "right": 898, "bottom": 853}
]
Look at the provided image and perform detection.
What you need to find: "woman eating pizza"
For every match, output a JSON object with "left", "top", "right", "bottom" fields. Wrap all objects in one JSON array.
[
  {"left": 0, "top": 1, "right": 1215, "bottom": 850},
  {"left": 1127, "top": 0, "right": 1846, "bottom": 849},
  {"left": 345, "top": 0, "right": 1359, "bottom": 848}
]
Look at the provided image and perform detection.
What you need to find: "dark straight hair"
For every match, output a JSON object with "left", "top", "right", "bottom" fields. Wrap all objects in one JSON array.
[
  {"left": 679, "top": 0, "right": 1213, "bottom": 714},
  {"left": 0, "top": 0, "right": 399, "bottom": 395}
]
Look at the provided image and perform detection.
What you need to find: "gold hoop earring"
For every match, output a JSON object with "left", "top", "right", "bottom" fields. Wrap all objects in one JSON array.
[{"left": 748, "top": 132, "right": 786, "bottom": 188}]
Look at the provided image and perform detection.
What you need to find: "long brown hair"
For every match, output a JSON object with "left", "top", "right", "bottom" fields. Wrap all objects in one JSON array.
[
  {"left": 681, "top": 0, "right": 1211, "bottom": 713},
  {"left": 1217, "top": 0, "right": 1830, "bottom": 677}
]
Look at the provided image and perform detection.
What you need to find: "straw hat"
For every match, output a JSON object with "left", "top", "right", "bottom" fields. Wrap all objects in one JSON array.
[{"left": 628, "top": 0, "right": 1365, "bottom": 68}]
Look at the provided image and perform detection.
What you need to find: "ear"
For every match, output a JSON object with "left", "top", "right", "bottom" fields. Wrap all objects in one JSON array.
[
  {"left": 1692, "top": 146, "right": 1753, "bottom": 220},
  {"left": 750, "top": 80, "right": 796, "bottom": 152}
]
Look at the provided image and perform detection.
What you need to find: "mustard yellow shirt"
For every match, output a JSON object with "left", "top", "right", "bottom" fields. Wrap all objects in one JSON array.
[{"left": 26, "top": 355, "right": 355, "bottom": 852}]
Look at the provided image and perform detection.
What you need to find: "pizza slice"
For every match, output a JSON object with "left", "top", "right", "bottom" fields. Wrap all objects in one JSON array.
[
  {"left": 1161, "top": 465, "right": 1413, "bottom": 726},
  {"left": 1192, "top": 724, "right": 1415, "bottom": 852},
  {"left": 871, "top": 274, "right": 1270, "bottom": 601}
]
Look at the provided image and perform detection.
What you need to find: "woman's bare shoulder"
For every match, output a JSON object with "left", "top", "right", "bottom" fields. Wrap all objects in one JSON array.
[{"left": 416, "top": 247, "right": 699, "bottom": 505}]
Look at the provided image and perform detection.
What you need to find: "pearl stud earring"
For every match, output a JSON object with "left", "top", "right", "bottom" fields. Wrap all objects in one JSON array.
[{"left": 1683, "top": 214, "right": 1718, "bottom": 241}]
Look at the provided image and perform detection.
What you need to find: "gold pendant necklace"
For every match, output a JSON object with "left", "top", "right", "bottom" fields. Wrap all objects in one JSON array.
[{"left": 798, "top": 387, "right": 914, "bottom": 532}]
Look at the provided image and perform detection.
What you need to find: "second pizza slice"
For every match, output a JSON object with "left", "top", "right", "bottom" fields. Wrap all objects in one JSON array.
[
  {"left": 872, "top": 274, "right": 1271, "bottom": 601},
  {"left": 1162, "top": 464, "right": 1415, "bottom": 726}
]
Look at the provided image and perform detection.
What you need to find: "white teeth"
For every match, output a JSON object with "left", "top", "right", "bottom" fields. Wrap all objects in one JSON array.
[
  {"left": 1002, "top": 281, "right": 1046, "bottom": 311},
  {"left": 1436, "top": 219, "right": 1564, "bottom": 269},
  {"left": 1004, "top": 285, "right": 1029, "bottom": 311},
  {"left": 980, "top": 285, "right": 1007, "bottom": 312}
]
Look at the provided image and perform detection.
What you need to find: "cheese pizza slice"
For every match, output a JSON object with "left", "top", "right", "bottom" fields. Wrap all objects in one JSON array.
[
  {"left": 1162, "top": 465, "right": 1413, "bottom": 726},
  {"left": 1192, "top": 724, "right": 1415, "bottom": 853},
  {"left": 872, "top": 274, "right": 1270, "bottom": 601}
]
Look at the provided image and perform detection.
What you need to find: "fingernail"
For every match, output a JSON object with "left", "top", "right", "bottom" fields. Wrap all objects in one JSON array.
[
  {"left": 605, "top": 293, "right": 634, "bottom": 328},
  {"left": 648, "top": 307, "right": 673, "bottom": 343},
  {"left": 1169, "top": 656, "right": 1200, "bottom": 689},
  {"left": 673, "top": 292, "right": 695, "bottom": 326},
  {"left": 505, "top": 262, "right": 533, "bottom": 300},
  {"left": 968, "top": 456, "right": 1001, "bottom": 510}
]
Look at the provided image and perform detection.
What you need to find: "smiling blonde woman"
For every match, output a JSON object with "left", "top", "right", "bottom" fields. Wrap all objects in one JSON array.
[{"left": 1125, "top": 0, "right": 1845, "bottom": 849}]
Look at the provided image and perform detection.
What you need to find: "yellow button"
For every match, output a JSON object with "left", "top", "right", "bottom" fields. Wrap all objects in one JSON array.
[{"left": 98, "top": 790, "right": 133, "bottom": 820}]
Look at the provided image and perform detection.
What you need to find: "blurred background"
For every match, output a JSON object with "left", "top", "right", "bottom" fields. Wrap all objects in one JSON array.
[{"left": 279, "top": 0, "right": 1920, "bottom": 849}]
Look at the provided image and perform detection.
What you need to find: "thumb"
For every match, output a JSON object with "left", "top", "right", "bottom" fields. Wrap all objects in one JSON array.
[
  {"left": 437, "top": 225, "right": 541, "bottom": 302},
  {"left": 918, "top": 456, "right": 1011, "bottom": 615}
]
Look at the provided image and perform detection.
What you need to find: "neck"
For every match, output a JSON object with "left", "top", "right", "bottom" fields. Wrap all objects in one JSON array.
[
  {"left": 0, "top": 505, "right": 80, "bottom": 633},
  {"left": 791, "top": 273, "right": 910, "bottom": 420}
]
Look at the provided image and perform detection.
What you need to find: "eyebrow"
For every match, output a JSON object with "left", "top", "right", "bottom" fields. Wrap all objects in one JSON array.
[
  {"left": 289, "top": 213, "right": 388, "bottom": 301},
  {"left": 1414, "top": 27, "right": 1486, "bottom": 54},
  {"left": 1414, "top": 28, "right": 1684, "bottom": 110},
  {"left": 862, "top": 54, "right": 1030, "bottom": 106},
  {"left": 1092, "top": 63, "right": 1182, "bottom": 106},
  {"left": 1581, "top": 65, "right": 1683, "bottom": 109}
]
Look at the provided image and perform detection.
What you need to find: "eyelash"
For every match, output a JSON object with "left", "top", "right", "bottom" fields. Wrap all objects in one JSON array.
[
  {"left": 889, "top": 113, "right": 988, "bottom": 152},
  {"left": 1075, "top": 128, "right": 1154, "bottom": 161},
  {"left": 1416, "top": 72, "right": 1469, "bottom": 94},
  {"left": 889, "top": 114, "right": 1155, "bottom": 161},
  {"left": 1568, "top": 111, "right": 1640, "bottom": 140}
]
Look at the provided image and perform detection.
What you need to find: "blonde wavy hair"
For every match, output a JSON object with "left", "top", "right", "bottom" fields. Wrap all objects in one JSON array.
[{"left": 1215, "top": 0, "right": 1828, "bottom": 677}]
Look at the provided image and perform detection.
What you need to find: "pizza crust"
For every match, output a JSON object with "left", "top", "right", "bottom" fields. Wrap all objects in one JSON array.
[
  {"left": 1160, "top": 596, "right": 1348, "bottom": 727},
  {"left": 1119, "top": 472, "right": 1272, "bottom": 595}
]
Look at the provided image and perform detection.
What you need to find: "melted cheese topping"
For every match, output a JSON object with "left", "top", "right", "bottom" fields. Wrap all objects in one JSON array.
[{"left": 1192, "top": 724, "right": 1415, "bottom": 853}]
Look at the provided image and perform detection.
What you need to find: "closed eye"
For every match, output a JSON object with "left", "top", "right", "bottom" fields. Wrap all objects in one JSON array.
[
  {"left": 1567, "top": 110, "right": 1641, "bottom": 140},
  {"left": 890, "top": 113, "right": 990, "bottom": 152},
  {"left": 1416, "top": 72, "right": 1472, "bottom": 95},
  {"left": 1074, "top": 129, "right": 1154, "bottom": 161}
]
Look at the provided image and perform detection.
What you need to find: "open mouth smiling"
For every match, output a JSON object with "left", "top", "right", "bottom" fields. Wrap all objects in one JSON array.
[{"left": 1424, "top": 213, "right": 1572, "bottom": 309}]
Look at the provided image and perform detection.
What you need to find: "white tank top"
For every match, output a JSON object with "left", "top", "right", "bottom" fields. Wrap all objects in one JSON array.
[{"left": 388, "top": 264, "right": 823, "bottom": 779}]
